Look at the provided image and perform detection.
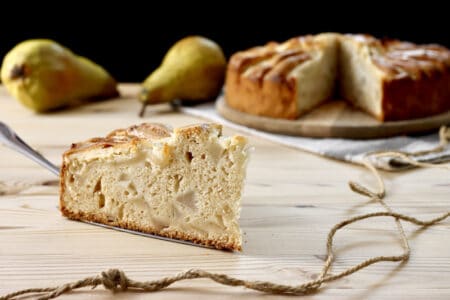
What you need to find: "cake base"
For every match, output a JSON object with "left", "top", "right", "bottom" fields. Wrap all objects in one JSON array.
[{"left": 217, "top": 96, "right": 450, "bottom": 139}]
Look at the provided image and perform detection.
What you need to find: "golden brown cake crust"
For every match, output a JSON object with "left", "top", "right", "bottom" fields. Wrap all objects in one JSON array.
[
  {"left": 64, "top": 123, "right": 223, "bottom": 155},
  {"left": 225, "top": 36, "right": 317, "bottom": 119},
  {"left": 65, "top": 123, "right": 172, "bottom": 155},
  {"left": 381, "top": 70, "right": 450, "bottom": 121},
  {"left": 375, "top": 39, "right": 450, "bottom": 120},
  {"left": 59, "top": 206, "right": 240, "bottom": 251},
  {"left": 225, "top": 33, "right": 450, "bottom": 121}
]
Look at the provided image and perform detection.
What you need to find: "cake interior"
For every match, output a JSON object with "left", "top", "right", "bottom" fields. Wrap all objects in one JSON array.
[
  {"left": 293, "top": 34, "right": 339, "bottom": 115},
  {"left": 61, "top": 124, "right": 248, "bottom": 250},
  {"left": 339, "top": 37, "right": 384, "bottom": 119}
]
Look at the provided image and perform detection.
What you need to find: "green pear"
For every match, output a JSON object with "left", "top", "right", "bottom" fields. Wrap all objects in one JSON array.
[
  {"left": 139, "top": 36, "right": 226, "bottom": 115},
  {"left": 1, "top": 39, "right": 119, "bottom": 112}
]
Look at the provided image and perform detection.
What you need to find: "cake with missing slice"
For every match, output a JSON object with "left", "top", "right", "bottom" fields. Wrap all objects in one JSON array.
[
  {"left": 60, "top": 123, "right": 249, "bottom": 250},
  {"left": 226, "top": 33, "right": 450, "bottom": 121}
]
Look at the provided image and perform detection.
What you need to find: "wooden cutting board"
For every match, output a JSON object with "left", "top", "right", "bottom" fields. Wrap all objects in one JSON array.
[{"left": 217, "top": 96, "right": 450, "bottom": 139}]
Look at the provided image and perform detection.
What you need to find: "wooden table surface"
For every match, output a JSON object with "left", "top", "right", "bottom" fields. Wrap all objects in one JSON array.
[{"left": 1, "top": 84, "right": 449, "bottom": 299}]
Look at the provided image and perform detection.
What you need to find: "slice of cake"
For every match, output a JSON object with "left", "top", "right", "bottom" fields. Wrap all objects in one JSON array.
[
  {"left": 225, "top": 33, "right": 339, "bottom": 119},
  {"left": 60, "top": 123, "right": 249, "bottom": 250}
]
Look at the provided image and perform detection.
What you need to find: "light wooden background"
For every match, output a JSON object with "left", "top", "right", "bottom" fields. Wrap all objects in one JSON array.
[{"left": 0, "top": 84, "right": 449, "bottom": 299}]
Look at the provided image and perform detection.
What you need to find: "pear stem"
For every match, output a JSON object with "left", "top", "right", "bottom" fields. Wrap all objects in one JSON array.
[
  {"left": 170, "top": 99, "right": 181, "bottom": 111},
  {"left": 138, "top": 102, "right": 148, "bottom": 118}
]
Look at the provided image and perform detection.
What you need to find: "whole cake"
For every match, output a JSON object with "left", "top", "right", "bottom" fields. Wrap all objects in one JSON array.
[
  {"left": 225, "top": 33, "right": 450, "bottom": 121},
  {"left": 60, "top": 123, "right": 249, "bottom": 250}
]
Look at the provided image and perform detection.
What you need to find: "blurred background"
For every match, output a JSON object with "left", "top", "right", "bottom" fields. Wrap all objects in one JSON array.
[{"left": 1, "top": 3, "right": 448, "bottom": 82}]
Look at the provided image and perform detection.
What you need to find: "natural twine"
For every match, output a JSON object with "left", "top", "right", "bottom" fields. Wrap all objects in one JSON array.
[{"left": 1, "top": 126, "right": 449, "bottom": 300}]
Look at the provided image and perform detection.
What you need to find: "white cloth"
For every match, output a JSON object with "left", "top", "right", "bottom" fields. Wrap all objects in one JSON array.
[{"left": 180, "top": 103, "right": 450, "bottom": 170}]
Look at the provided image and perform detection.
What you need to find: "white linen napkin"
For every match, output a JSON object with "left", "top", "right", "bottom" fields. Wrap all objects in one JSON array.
[{"left": 180, "top": 103, "right": 450, "bottom": 170}]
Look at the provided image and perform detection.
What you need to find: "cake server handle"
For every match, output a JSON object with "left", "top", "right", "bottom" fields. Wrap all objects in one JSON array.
[{"left": 0, "top": 121, "right": 60, "bottom": 176}]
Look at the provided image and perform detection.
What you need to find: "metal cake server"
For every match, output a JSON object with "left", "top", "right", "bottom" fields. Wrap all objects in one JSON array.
[{"left": 0, "top": 121, "right": 214, "bottom": 249}]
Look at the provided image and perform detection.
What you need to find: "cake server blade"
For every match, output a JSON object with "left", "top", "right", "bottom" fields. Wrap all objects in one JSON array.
[{"left": 0, "top": 121, "right": 215, "bottom": 249}]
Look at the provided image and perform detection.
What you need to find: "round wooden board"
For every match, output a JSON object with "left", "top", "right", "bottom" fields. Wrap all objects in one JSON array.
[{"left": 216, "top": 96, "right": 450, "bottom": 139}]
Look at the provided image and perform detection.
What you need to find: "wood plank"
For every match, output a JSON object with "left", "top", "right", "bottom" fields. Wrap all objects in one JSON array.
[{"left": 0, "top": 84, "right": 449, "bottom": 299}]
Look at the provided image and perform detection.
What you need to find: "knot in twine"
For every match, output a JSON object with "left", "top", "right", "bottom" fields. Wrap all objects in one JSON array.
[
  {"left": 99, "top": 269, "right": 129, "bottom": 292},
  {"left": 1, "top": 126, "right": 449, "bottom": 300}
]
